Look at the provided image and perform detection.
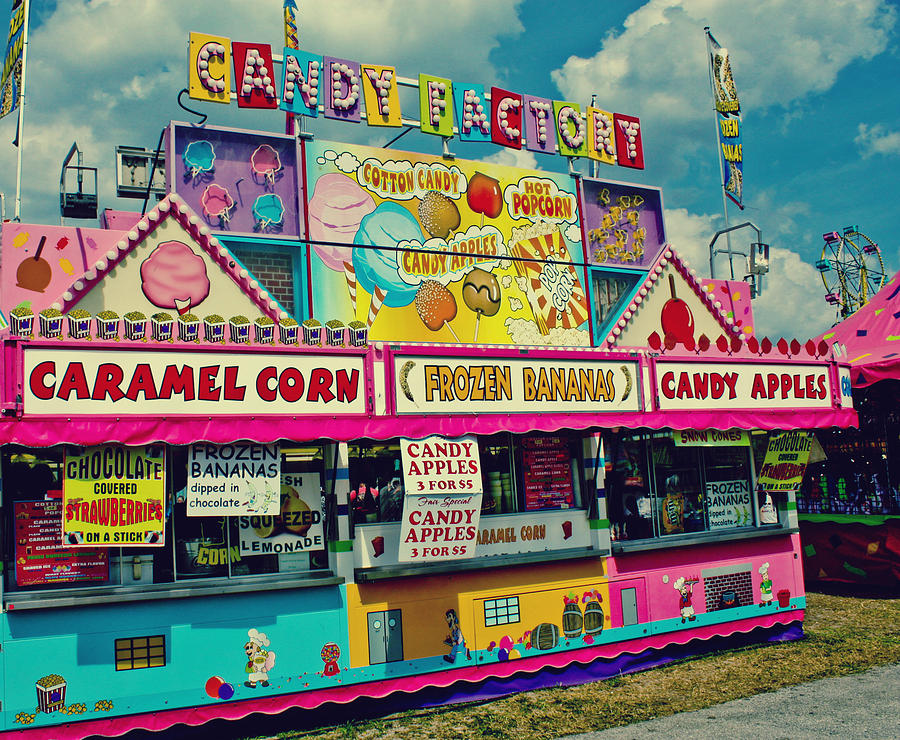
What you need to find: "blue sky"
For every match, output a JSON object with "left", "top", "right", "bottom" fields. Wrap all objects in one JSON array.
[{"left": 1, "top": 0, "right": 897, "bottom": 338}]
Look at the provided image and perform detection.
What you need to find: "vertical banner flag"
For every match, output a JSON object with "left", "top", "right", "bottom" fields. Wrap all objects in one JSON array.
[
  {"left": 0, "top": 0, "right": 25, "bottom": 120},
  {"left": 707, "top": 33, "right": 743, "bottom": 208}
]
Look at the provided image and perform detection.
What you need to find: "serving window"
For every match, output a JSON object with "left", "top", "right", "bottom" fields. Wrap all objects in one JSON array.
[
  {"left": 1, "top": 443, "right": 329, "bottom": 597},
  {"left": 348, "top": 431, "right": 586, "bottom": 526},
  {"left": 606, "top": 430, "right": 759, "bottom": 542}
]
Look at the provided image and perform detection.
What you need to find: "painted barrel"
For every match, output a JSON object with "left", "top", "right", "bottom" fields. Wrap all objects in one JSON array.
[
  {"left": 562, "top": 603, "right": 583, "bottom": 638},
  {"left": 583, "top": 600, "right": 604, "bottom": 635},
  {"left": 532, "top": 622, "right": 559, "bottom": 651}
]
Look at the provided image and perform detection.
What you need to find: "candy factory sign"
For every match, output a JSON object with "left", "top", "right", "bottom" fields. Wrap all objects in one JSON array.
[
  {"left": 187, "top": 32, "right": 643, "bottom": 168},
  {"left": 654, "top": 362, "right": 833, "bottom": 411},
  {"left": 23, "top": 348, "right": 365, "bottom": 416},
  {"left": 393, "top": 355, "right": 639, "bottom": 414}
]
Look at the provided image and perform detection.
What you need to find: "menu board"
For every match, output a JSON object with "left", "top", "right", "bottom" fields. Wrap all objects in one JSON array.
[
  {"left": 522, "top": 435, "right": 574, "bottom": 510},
  {"left": 14, "top": 499, "right": 109, "bottom": 587}
]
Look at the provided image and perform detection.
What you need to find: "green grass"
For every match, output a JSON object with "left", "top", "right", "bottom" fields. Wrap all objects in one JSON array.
[{"left": 250, "top": 590, "right": 900, "bottom": 740}]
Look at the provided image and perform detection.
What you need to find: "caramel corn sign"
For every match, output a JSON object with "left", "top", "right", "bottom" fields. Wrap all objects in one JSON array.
[
  {"left": 63, "top": 446, "right": 166, "bottom": 547},
  {"left": 394, "top": 355, "right": 639, "bottom": 414}
]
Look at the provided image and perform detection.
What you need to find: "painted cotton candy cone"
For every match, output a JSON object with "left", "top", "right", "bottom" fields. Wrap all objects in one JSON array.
[
  {"left": 367, "top": 285, "right": 387, "bottom": 327},
  {"left": 342, "top": 260, "right": 357, "bottom": 315}
]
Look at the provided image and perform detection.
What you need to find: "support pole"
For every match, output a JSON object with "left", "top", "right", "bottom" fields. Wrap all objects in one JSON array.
[{"left": 13, "top": 0, "right": 31, "bottom": 221}]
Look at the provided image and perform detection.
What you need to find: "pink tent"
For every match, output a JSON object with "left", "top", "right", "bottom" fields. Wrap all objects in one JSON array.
[{"left": 818, "top": 270, "right": 900, "bottom": 387}]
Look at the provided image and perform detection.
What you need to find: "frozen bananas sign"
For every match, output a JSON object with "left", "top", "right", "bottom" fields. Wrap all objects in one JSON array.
[{"left": 393, "top": 355, "right": 639, "bottom": 414}]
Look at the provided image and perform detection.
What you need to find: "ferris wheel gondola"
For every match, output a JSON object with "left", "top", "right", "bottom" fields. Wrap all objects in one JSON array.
[{"left": 815, "top": 227, "right": 886, "bottom": 319}]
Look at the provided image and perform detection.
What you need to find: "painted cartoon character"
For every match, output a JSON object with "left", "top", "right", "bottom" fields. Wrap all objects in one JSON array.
[
  {"left": 759, "top": 562, "right": 774, "bottom": 607},
  {"left": 674, "top": 576, "right": 697, "bottom": 623},
  {"left": 443, "top": 609, "right": 470, "bottom": 664},
  {"left": 243, "top": 628, "right": 276, "bottom": 688}
]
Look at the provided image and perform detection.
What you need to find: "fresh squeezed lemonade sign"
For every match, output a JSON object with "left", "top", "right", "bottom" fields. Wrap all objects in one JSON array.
[
  {"left": 398, "top": 435, "right": 483, "bottom": 562},
  {"left": 63, "top": 446, "right": 165, "bottom": 547}
]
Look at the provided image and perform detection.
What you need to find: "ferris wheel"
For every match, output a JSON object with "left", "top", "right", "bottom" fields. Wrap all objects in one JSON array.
[{"left": 816, "top": 227, "right": 886, "bottom": 318}]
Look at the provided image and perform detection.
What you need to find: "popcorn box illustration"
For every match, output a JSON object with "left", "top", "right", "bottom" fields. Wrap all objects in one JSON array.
[
  {"left": 325, "top": 319, "right": 345, "bottom": 347},
  {"left": 10, "top": 306, "right": 34, "bottom": 337},
  {"left": 348, "top": 320, "right": 368, "bottom": 347},
  {"left": 151, "top": 312, "right": 174, "bottom": 342},
  {"left": 39, "top": 308, "right": 64, "bottom": 339},
  {"left": 254, "top": 316, "right": 275, "bottom": 344},
  {"left": 229, "top": 315, "right": 251, "bottom": 343},
  {"left": 66, "top": 309, "right": 92, "bottom": 339},
  {"left": 508, "top": 222, "right": 588, "bottom": 335},
  {"left": 124, "top": 311, "right": 147, "bottom": 341},
  {"left": 177, "top": 313, "right": 201, "bottom": 342},
  {"left": 203, "top": 314, "right": 226, "bottom": 343},
  {"left": 302, "top": 319, "right": 322, "bottom": 345},
  {"left": 278, "top": 317, "right": 299, "bottom": 345},
  {"left": 95, "top": 311, "right": 120, "bottom": 341},
  {"left": 35, "top": 674, "right": 67, "bottom": 713}
]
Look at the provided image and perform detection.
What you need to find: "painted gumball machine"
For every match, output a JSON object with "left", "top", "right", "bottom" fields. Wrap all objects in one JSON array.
[
  {"left": 320, "top": 642, "right": 341, "bottom": 676},
  {"left": 660, "top": 274, "right": 695, "bottom": 349}
]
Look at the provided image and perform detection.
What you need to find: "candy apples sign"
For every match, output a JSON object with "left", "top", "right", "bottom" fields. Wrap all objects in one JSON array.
[
  {"left": 655, "top": 362, "right": 832, "bottom": 411},
  {"left": 400, "top": 435, "right": 483, "bottom": 495},
  {"left": 398, "top": 435, "right": 483, "bottom": 563}
]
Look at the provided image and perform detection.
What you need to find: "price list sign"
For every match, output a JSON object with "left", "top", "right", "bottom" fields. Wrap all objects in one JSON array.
[
  {"left": 14, "top": 500, "right": 109, "bottom": 587},
  {"left": 522, "top": 435, "right": 574, "bottom": 510}
]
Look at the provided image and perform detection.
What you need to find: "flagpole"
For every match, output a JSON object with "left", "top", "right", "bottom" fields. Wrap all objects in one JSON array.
[
  {"left": 13, "top": 0, "right": 30, "bottom": 221},
  {"left": 704, "top": 26, "right": 733, "bottom": 279}
]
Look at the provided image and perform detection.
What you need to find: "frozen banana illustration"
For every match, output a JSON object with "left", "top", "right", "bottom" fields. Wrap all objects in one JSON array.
[
  {"left": 399, "top": 360, "right": 415, "bottom": 403},
  {"left": 620, "top": 365, "right": 633, "bottom": 402}
]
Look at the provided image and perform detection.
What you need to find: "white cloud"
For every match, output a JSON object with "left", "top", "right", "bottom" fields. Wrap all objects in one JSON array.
[
  {"left": 663, "top": 207, "right": 833, "bottom": 339},
  {"left": 552, "top": 0, "right": 896, "bottom": 120},
  {"left": 0, "top": 0, "right": 524, "bottom": 223},
  {"left": 855, "top": 123, "right": 900, "bottom": 158}
]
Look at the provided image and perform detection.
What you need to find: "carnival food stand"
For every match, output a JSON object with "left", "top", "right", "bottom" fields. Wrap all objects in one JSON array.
[
  {"left": 0, "top": 30, "right": 857, "bottom": 740},
  {"left": 798, "top": 270, "right": 900, "bottom": 587}
]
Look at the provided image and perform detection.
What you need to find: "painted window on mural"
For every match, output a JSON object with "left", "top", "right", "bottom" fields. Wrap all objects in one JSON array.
[
  {"left": 484, "top": 596, "right": 521, "bottom": 627},
  {"left": 115, "top": 635, "right": 165, "bottom": 670}
]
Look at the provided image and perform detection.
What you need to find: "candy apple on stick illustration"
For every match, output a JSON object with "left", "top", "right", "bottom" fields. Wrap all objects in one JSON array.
[
  {"left": 466, "top": 172, "right": 503, "bottom": 227},
  {"left": 660, "top": 274, "right": 694, "bottom": 349}
]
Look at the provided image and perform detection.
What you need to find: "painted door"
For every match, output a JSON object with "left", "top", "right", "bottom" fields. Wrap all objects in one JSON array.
[{"left": 367, "top": 609, "right": 403, "bottom": 664}]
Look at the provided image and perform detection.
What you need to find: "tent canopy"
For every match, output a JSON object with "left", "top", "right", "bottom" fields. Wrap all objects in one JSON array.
[{"left": 819, "top": 270, "right": 900, "bottom": 387}]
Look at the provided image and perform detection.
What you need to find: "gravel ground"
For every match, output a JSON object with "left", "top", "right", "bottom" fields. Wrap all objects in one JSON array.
[{"left": 561, "top": 663, "right": 900, "bottom": 740}]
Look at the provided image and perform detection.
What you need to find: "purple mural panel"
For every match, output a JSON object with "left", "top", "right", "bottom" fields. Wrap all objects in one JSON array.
[
  {"left": 580, "top": 177, "right": 666, "bottom": 271},
  {"left": 168, "top": 122, "right": 303, "bottom": 240}
]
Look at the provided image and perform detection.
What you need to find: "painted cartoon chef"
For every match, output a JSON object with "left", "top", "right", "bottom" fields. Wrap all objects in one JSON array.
[
  {"left": 759, "top": 562, "right": 774, "bottom": 607},
  {"left": 243, "top": 628, "right": 276, "bottom": 688},
  {"left": 674, "top": 576, "right": 697, "bottom": 623}
]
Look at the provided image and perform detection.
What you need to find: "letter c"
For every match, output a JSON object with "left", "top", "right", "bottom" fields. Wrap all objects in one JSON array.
[{"left": 29, "top": 361, "right": 56, "bottom": 400}]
